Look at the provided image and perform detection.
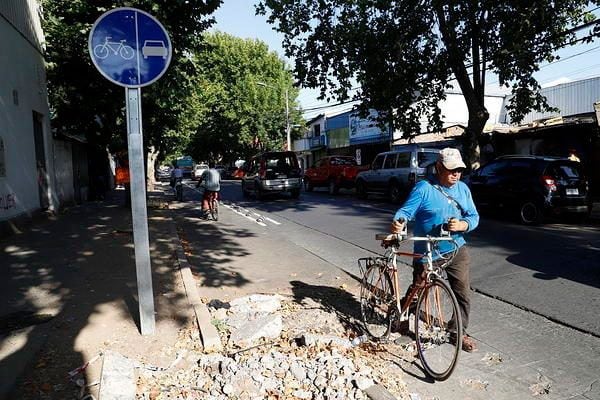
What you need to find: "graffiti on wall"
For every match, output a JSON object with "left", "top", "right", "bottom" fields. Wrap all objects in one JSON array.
[{"left": 0, "top": 193, "right": 16, "bottom": 211}]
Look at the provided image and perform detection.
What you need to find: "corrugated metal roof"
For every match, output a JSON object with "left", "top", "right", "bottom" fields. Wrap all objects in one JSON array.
[{"left": 505, "top": 76, "right": 600, "bottom": 124}]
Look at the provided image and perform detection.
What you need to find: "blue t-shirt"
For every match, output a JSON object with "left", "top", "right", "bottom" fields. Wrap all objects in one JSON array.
[{"left": 393, "top": 177, "right": 479, "bottom": 261}]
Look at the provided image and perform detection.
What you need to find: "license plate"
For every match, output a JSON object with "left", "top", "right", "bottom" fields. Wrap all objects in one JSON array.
[{"left": 566, "top": 188, "right": 579, "bottom": 195}]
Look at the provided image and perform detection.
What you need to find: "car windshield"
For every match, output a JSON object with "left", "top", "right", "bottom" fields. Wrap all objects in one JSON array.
[
  {"left": 418, "top": 151, "right": 439, "bottom": 167},
  {"left": 331, "top": 157, "right": 356, "bottom": 166},
  {"left": 547, "top": 162, "right": 583, "bottom": 179}
]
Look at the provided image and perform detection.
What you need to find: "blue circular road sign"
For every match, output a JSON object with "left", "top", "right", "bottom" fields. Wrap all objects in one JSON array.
[{"left": 89, "top": 7, "right": 172, "bottom": 88}]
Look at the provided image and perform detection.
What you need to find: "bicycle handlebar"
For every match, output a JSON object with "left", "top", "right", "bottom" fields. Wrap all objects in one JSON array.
[{"left": 375, "top": 233, "right": 455, "bottom": 242}]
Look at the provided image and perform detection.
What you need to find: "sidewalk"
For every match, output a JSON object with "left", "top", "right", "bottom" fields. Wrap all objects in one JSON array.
[{"left": 0, "top": 188, "right": 194, "bottom": 400}]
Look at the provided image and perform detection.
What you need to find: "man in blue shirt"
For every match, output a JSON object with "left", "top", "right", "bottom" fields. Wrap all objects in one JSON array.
[{"left": 391, "top": 147, "right": 480, "bottom": 352}]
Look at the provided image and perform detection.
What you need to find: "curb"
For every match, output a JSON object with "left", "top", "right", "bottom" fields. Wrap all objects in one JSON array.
[{"left": 169, "top": 218, "right": 223, "bottom": 352}]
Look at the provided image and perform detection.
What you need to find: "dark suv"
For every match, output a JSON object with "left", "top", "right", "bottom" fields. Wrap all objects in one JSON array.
[
  {"left": 241, "top": 151, "right": 302, "bottom": 200},
  {"left": 468, "top": 155, "right": 590, "bottom": 224}
]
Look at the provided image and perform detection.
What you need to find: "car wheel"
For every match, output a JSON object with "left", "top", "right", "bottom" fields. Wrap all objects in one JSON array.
[
  {"left": 328, "top": 179, "right": 339, "bottom": 195},
  {"left": 290, "top": 189, "right": 300, "bottom": 199},
  {"left": 356, "top": 180, "right": 367, "bottom": 199},
  {"left": 519, "top": 201, "right": 542, "bottom": 225},
  {"left": 304, "top": 179, "right": 314, "bottom": 192},
  {"left": 389, "top": 181, "right": 402, "bottom": 204}
]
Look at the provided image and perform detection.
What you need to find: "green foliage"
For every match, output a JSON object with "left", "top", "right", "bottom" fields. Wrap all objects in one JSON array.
[
  {"left": 185, "top": 32, "right": 301, "bottom": 163},
  {"left": 41, "top": 0, "right": 221, "bottom": 157},
  {"left": 257, "top": 0, "right": 599, "bottom": 164}
]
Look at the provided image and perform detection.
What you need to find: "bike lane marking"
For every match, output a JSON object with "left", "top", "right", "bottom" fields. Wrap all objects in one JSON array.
[
  {"left": 251, "top": 211, "right": 281, "bottom": 225},
  {"left": 222, "top": 203, "right": 267, "bottom": 227}
]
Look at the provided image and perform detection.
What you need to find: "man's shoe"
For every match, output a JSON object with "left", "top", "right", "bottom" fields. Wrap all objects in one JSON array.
[{"left": 461, "top": 335, "right": 478, "bottom": 353}]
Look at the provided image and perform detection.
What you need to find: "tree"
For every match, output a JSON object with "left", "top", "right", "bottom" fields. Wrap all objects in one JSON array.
[
  {"left": 41, "top": 0, "right": 221, "bottom": 179},
  {"left": 185, "top": 32, "right": 302, "bottom": 163},
  {"left": 257, "top": 0, "right": 600, "bottom": 167}
]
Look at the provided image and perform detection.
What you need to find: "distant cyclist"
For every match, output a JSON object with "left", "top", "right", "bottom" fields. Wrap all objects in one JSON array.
[{"left": 199, "top": 162, "right": 221, "bottom": 219}]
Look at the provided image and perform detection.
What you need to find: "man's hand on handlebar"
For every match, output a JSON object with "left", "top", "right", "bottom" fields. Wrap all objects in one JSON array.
[
  {"left": 447, "top": 218, "right": 468, "bottom": 232},
  {"left": 391, "top": 218, "right": 406, "bottom": 234}
]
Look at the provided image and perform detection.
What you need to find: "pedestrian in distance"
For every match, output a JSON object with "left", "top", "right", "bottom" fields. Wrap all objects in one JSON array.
[
  {"left": 170, "top": 162, "right": 183, "bottom": 188},
  {"left": 390, "top": 147, "right": 480, "bottom": 352},
  {"left": 199, "top": 162, "right": 221, "bottom": 219},
  {"left": 568, "top": 148, "right": 580, "bottom": 162}
]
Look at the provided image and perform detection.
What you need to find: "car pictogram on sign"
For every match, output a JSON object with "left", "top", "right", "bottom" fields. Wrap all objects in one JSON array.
[{"left": 142, "top": 40, "right": 168, "bottom": 59}]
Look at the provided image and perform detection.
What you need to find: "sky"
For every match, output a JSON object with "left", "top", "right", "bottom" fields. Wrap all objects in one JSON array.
[{"left": 212, "top": 1, "right": 600, "bottom": 119}]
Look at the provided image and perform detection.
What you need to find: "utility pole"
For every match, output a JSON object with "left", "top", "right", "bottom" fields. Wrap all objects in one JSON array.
[{"left": 285, "top": 88, "right": 290, "bottom": 151}]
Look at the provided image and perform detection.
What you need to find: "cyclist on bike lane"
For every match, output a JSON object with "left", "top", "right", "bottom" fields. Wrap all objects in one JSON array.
[
  {"left": 390, "top": 148, "right": 480, "bottom": 352},
  {"left": 199, "top": 162, "right": 221, "bottom": 219}
]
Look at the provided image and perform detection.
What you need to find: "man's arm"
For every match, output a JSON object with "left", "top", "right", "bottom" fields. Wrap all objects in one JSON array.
[
  {"left": 449, "top": 184, "right": 479, "bottom": 232},
  {"left": 391, "top": 184, "right": 424, "bottom": 232}
]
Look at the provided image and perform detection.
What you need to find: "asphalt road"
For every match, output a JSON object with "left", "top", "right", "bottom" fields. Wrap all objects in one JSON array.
[{"left": 183, "top": 179, "right": 600, "bottom": 337}]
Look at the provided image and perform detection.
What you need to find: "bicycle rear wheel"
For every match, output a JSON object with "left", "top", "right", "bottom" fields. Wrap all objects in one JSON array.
[
  {"left": 360, "top": 263, "right": 394, "bottom": 340},
  {"left": 210, "top": 197, "right": 219, "bottom": 221},
  {"left": 415, "top": 278, "right": 462, "bottom": 380}
]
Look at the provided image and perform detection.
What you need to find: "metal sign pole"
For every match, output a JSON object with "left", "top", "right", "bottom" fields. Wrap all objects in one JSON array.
[{"left": 125, "top": 87, "right": 155, "bottom": 335}]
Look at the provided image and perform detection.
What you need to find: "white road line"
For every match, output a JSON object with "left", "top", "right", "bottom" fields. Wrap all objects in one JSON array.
[
  {"left": 223, "top": 204, "right": 267, "bottom": 226},
  {"left": 224, "top": 202, "right": 281, "bottom": 226}
]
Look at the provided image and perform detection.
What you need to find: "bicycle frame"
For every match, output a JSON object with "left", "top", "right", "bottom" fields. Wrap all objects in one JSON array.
[{"left": 378, "top": 233, "right": 458, "bottom": 323}]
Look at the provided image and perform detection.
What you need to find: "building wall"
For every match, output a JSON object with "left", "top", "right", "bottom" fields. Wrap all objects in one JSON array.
[
  {"left": 502, "top": 76, "right": 600, "bottom": 124},
  {"left": 53, "top": 139, "right": 75, "bottom": 205},
  {"left": 402, "top": 92, "right": 505, "bottom": 140},
  {"left": 0, "top": 0, "right": 62, "bottom": 222}
]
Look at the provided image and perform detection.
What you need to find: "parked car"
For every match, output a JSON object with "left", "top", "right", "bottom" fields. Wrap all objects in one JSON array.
[
  {"left": 193, "top": 163, "right": 209, "bottom": 181},
  {"left": 467, "top": 155, "right": 590, "bottom": 224},
  {"left": 221, "top": 166, "right": 240, "bottom": 180},
  {"left": 303, "top": 156, "right": 366, "bottom": 194},
  {"left": 241, "top": 151, "right": 302, "bottom": 200},
  {"left": 355, "top": 146, "right": 440, "bottom": 203}
]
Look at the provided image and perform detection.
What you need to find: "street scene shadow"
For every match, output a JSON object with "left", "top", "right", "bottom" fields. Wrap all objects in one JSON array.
[
  {"left": 0, "top": 189, "right": 191, "bottom": 399},
  {"left": 290, "top": 280, "right": 362, "bottom": 333}
]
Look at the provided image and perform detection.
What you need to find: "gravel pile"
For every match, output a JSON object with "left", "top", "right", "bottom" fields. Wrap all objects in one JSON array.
[{"left": 136, "top": 294, "right": 412, "bottom": 399}]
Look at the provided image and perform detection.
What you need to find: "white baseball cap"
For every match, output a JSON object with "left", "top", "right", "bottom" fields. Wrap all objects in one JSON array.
[{"left": 438, "top": 148, "right": 466, "bottom": 170}]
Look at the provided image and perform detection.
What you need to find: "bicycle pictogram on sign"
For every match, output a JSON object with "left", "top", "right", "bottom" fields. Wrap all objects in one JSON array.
[{"left": 93, "top": 37, "right": 135, "bottom": 60}]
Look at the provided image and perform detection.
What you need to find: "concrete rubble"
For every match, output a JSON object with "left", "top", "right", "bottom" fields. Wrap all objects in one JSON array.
[{"left": 135, "top": 294, "right": 413, "bottom": 399}]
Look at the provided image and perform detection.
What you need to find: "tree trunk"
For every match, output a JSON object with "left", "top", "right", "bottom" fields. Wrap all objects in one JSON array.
[
  {"left": 147, "top": 145, "right": 159, "bottom": 191},
  {"left": 463, "top": 107, "right": 489, "bottom": 171}
]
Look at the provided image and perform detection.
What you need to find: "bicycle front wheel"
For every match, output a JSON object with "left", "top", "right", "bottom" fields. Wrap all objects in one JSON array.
[
  {"left": 210, "top": 198, "right": 219, "bottom": 221},
  {"left": 415, "top": 278, "right": 462, "bottom": 380},
  {"left": 360, "top": 263, "right": 394, "bottom": 340}
]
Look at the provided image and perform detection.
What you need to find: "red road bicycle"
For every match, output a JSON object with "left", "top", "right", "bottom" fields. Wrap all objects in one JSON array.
[{"left": 358, "top": 224, "right": 462, "bottom": 380}]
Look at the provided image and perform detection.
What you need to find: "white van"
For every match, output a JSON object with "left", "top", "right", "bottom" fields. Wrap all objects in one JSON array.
[{"left": 355, "top": 146, "right": 440, "bottom": 203}]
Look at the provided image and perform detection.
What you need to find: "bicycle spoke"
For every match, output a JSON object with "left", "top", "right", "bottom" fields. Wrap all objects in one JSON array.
[
  {"left": 415, "top": 279, "right": 461, "bottom": 380},
  {"left": 360, "top": 262, "right": 394, "bottom": 340}
]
